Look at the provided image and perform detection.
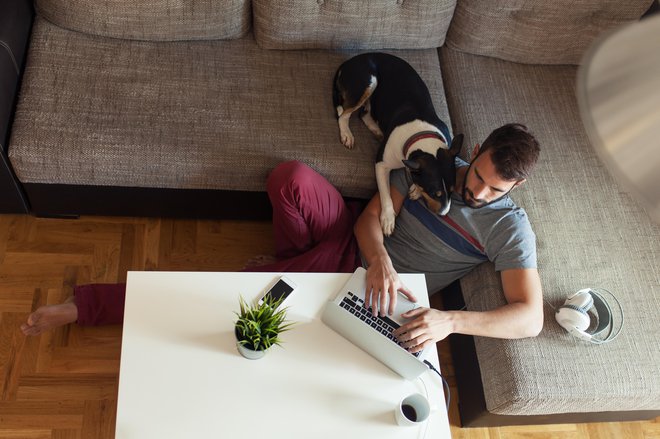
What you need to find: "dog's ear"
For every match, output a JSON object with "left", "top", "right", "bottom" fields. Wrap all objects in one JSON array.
[
  {"left": 402, "top": 159, "right": 421, "bottom": 172},
  {"left": 447, "top": 134, "right": 464, "bottom": 157}
]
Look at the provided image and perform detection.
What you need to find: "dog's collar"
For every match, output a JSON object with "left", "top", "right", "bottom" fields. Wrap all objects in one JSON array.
[{"left": 402, "top": 131, "right": 447, "bottom": 157}]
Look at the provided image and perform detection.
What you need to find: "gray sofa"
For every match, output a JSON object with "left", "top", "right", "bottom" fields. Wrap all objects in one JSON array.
[{"left": 2, "top": 0, "right": 659, "bottom": 427}]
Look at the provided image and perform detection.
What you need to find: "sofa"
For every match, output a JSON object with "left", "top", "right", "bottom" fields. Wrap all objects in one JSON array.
[{"left": 2, "top": 0, "right": 659, "bottom": 427}]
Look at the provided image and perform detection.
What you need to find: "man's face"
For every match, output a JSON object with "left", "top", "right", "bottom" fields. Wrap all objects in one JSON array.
[{"left": 462, "top": 150, "right": 521, "bottom": 208}]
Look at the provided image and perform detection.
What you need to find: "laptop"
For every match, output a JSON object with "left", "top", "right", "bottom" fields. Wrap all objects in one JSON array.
[{"left": 321, "top": 267, "right": 429, "bottom": 380}]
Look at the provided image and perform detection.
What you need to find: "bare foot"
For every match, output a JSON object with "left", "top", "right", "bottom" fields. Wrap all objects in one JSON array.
[
  {"left": 243, "top": 255, "right": 278, "bottom": 270},
  {"left": 21, "top": 296, "right": 78, "bottom": 336}
]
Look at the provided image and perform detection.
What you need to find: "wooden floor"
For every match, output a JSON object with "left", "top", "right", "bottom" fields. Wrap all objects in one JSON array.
[{"left": 0, "top": 214, "right": 658, "bottom": 438}]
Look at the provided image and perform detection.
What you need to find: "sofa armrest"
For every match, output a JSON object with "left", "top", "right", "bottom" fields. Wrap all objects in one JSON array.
[
  {"left": 0, "top": 0, "right": 33, "bottom": 213},
  {"left": 1, "top": 0, "right": 33, "bottom": 149},
  {"left": 1, "top": 0, "right": 33, "bottom": 73}
]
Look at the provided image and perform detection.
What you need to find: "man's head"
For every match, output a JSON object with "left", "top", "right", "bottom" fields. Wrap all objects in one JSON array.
[{"left": 462, "top": 123, "right": 540, "bottom": 208}]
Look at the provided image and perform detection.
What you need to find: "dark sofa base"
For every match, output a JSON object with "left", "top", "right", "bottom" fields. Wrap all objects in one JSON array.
[
  {"left": 0, "top": 154, "right": 29, "bottom": 213},
  {"left": 23, "top": 182, "right": 369, "bottom": 221},
  {"left": 442, "top": 288, "right": 660, "bottom": 428},
  {"left": 24, "top": 183, "right": 274, "bottom": 220}
]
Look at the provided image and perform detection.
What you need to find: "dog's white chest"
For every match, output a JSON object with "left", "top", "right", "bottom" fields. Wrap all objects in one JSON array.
[{"left": 381, "top": 120, "right": 445, "bottom": 166}]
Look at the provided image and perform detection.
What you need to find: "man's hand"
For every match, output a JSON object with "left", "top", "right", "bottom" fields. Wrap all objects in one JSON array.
[
  {"left": 393, "top": 307, "right": 455, "bottom": 353},
  {"left": 354, "top": 184, "right": 416, "bottom": 316},
  {"left": 393, "top": 268, "right": 543, "bottom": 349},
  {"left": 365, "top": 259, "right": 416, "bottom": 317}
]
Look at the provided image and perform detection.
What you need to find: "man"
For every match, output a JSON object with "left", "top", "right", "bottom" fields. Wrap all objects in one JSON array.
[
  {"left": 22, "top": 123, "right": 543, "bottom": 351},
  {"left": 360, "top": 123, "right": 543, "bottom": 352}
]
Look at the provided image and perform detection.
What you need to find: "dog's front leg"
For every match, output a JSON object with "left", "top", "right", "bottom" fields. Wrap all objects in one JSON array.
[
  {"left": 338, "top": 111, "right": 355, "bottom": 149},
  {"left": 375, "top": 162, "right": 396, "bottom": 236},
  {"left": 408, "top": 184, "right": 423, "bottom": 200}
]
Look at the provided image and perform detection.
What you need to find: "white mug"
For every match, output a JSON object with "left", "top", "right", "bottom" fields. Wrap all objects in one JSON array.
[{"left": 395, "top": 393, "right": 431, "bottom": 426}]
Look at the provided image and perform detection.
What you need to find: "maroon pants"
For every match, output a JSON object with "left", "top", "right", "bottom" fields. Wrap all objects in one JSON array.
[{"left": 74, "top": 161, "right": 361, "bottom": 326}]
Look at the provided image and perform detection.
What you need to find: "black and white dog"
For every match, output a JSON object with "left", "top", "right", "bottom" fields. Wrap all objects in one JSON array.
[{"left": 333, "top": 53, "right": 463, "bottom": 236}]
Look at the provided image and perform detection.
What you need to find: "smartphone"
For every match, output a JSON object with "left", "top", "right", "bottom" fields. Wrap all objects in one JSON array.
[{"left": 257, "top": 275, "right": 297, "bottom": 307}]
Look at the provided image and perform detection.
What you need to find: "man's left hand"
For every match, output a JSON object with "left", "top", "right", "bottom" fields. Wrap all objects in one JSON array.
[{"left": 393, "top": 307, "right": 455, "bottom": 353}]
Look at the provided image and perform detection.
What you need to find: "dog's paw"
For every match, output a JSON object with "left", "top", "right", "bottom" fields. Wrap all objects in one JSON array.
[
  {"left": 340, "top": 130, "right": 355, "bottom": 149},
  {"left": 408, "top": 184, "right": 422, "bottom": 200},
  {"left": 380, "top": 208, "right": 396, "bottom": 236}
]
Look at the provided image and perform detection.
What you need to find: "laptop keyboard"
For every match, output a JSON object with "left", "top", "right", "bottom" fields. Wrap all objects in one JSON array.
[{"left": 340, "top": 291, "right": 421, "bottom": 357}]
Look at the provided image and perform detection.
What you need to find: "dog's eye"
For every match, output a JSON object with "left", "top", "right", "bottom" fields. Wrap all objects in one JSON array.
[{"left": 435, "top": 191, "right": 443, "bottom": 198}]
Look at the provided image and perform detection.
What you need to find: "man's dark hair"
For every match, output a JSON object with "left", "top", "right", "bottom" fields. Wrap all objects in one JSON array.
[{"left": 478, "top": 123, "right": 540, "bottom": 181}]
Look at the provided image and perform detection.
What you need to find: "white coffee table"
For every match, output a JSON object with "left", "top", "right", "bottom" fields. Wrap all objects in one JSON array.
[{"left": 116, "top": 271, "right": 452, "bottom": 438}]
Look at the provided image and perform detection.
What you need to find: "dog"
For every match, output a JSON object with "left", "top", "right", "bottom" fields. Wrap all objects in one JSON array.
[{"left": 332, "top": 52, "right": 463, "bottom": 236}]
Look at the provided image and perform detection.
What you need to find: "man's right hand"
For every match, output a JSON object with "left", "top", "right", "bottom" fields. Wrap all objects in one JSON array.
[
  {"left": 354, "top": 183, "right": 414, "bottom": 316},
  {"left": 365, "top": 257, "right": 416, "bottom": 317}
]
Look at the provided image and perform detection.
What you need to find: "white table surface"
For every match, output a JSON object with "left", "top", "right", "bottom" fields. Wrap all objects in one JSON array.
[{"left": 116, "top": 271, "right": 452, "bottom": 439}]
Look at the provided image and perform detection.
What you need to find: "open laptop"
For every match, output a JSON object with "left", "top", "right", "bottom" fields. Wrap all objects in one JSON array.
[{"left": 321, "top": 267, "right": 429, "bottom": 380}]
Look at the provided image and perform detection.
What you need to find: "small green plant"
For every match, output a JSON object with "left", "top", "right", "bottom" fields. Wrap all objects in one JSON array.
[{"left": 234, "top": 294, "right": 294, "bottom": 352}]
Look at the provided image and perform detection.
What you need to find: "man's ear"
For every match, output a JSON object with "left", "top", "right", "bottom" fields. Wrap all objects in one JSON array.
[
  {"left": 471, "top": 143, "right": 480, "bottom": 160},
  {"left": 513, "top": 178, "right": 526, "bottom": 188}
]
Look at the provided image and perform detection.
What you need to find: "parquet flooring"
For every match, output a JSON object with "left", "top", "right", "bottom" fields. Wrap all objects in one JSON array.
[{"left": 0, "top": 214, "right": 658, "bottom": 438}]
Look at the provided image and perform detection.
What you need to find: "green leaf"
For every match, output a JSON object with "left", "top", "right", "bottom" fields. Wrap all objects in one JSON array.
[{"left": 234, "top": 293, "right": 295, "bottom": 352}]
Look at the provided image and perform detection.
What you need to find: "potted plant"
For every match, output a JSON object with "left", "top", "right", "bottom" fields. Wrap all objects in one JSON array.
[{"left": 234, "top": 294, "right": 294, "bottom": 360}]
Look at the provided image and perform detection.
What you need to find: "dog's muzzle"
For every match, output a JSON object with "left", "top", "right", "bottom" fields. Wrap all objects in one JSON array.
[{"left": 421, "top": 191, "right": 451, "bottom": 216}]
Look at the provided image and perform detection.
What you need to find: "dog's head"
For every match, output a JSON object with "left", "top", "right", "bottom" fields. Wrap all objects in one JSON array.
[{"left": 403, "top": 134, "right": 464, "bottom": 216}]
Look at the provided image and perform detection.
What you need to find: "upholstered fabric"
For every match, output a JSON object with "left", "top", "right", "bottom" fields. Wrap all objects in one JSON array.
[
  {"left": 445, "top": 0, "right": 653, "bottom": 65},
  {"left": 34, "top": 0, "right": 251, "bottom": 41},
  {"left": 9, "top": 18, "right": 450, "bottom": 199},
  {"left": 253, "top": 0, "right": 456, "bottom": 50},
  {"left": 441, "top": 46, "right": 660, "bottom": 415}
]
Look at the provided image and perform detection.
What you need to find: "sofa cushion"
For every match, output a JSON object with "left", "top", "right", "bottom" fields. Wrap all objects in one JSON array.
[
  {"left": 445, "top": 0, "right": 653, "bottom": 64},
  {"left": 8, "top": 18, "right": 451, "bottom": 200},
  {"left": 440, "top": 46, "right": 660, "bottom": 415},
  {"left": 35, "top": 0, "right": 250, "bottom": 41},
  {"left": 253, "top": 0, "right": 456, "bottom": 50}
]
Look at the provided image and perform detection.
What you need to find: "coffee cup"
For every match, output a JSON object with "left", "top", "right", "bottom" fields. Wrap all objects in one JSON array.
[{"left": 395, "top": 393, "right": 431, "bottom": 426}]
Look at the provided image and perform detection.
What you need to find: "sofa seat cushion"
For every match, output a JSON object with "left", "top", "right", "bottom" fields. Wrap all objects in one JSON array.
[
  {"left": 9, "top": 18, "right": 451, "bottom": 200},
  {"left": 35, "top": 0, "right": 251, "bottom": 41},
  {"left": 440, "top": 46, "right": 660, "bottom": 415}
]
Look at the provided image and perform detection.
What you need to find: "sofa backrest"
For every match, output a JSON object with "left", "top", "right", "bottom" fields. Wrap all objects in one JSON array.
[
  {"left": 445, "top": 0, "right": 654, "bottom": 65},
  {"left": 35, "top": 0, "right": 251, "bottom": 41},
  {"left": 253, "top": 0, "right": 457, "bottom": 50}
]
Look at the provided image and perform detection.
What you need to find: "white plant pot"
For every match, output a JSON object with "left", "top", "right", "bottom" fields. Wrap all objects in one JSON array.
[{"left": 236, "top": 342, "right": 266, "bottom": 360}]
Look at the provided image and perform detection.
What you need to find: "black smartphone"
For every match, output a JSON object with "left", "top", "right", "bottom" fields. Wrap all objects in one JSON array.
[{"left": 257, "top": 276, "right": 297, "bottom": 307}]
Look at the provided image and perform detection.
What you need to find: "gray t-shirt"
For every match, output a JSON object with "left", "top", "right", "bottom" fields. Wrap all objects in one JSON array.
[{"left": 380, "top": 161, "right": 537, "bottom": 294}]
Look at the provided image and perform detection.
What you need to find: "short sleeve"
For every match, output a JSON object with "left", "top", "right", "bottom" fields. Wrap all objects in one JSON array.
[
  {"left": 488, "top": 208, "right": 537, "bottom": 271},
  {"left": 389, "top": 168, "right": 409, "bottom": 197}
]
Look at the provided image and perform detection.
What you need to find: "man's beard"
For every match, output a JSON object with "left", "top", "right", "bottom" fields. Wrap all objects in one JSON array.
[{"left": 461, "top": 163, "right": 511, "bottom": 209}]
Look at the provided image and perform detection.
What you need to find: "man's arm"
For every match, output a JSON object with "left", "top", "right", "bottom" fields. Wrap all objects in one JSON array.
[
  {"left": 354, "top": 186, "right": 416, "bottom": 317},
  {"left": 394, "top": 268, "right": 543, "bottom": 352}
]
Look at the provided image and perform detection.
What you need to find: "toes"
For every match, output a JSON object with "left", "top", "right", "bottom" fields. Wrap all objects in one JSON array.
[
  {"left": 340, "top": 132, "right": 354, "bottom": 149},
  {"left": 20, "top": 323, "right": 42, "bottom": 336}
]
